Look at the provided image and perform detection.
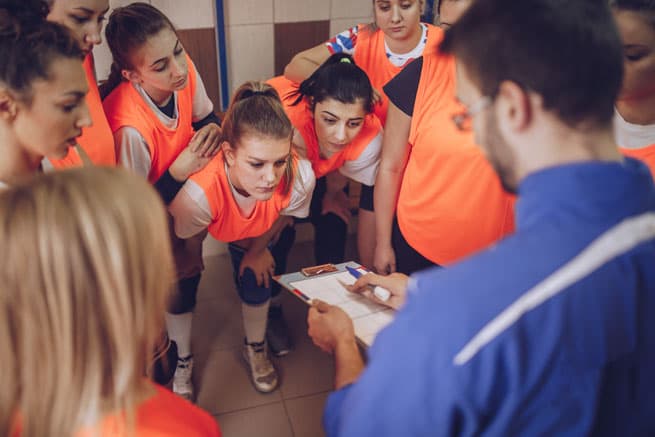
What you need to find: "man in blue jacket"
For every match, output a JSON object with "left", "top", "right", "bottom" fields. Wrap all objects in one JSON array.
[{"left": 307, "top": 0, "right": 655, "bottom": 435}]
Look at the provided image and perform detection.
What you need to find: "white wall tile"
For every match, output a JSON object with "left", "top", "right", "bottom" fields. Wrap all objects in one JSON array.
[
  {"left": 273, "top": 0, "right": 330, "bottom": 23},
  {"left": 151, "top": 0, "right": 215, "bottom": 29},
  {"left": 331, "top": 0, "right": 374, "bottom": 19},
  {"left": 330, "top": 17, "right": 372, "bottom": 37},
  {"left": 92, "top": 0, "right": 138, "bottom": 82},
  {"left": 226, "top": 24, "right": 275, "bottom": 93},
  {"left": 225, "top": 0, "right": 273, "bottom": 25}
]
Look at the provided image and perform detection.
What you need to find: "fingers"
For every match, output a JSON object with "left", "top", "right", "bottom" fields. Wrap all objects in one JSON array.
[
  {"left": 204, "top": 127, "right": 221, "bottom": 157},
  {"left": 189, "top": 130, "right": 206, "bottom": 153},
  {"left": 352, "top": 272, "right": 380, "bottom": 291},
  {"left": 312, "top": 299, "right": 331, "bottom": 313}
]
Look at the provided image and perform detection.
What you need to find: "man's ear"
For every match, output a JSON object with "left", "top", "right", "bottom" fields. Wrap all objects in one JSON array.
[
  {"left": 496, "top": 80, "right": 532, "bottom": 133},
  {"left": 222, "top": 141, "right": 236, "bottom": 166},
  {"left": 0, "top": 88, "right": 18, "bottom": 122},
  {"left": 121, "top": 69, "right": 141, "bottom": 84}
]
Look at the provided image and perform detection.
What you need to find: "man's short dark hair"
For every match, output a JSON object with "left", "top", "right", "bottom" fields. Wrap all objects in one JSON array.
[{"left": 440, "top": 0, "right": 624, "bottom": 128}]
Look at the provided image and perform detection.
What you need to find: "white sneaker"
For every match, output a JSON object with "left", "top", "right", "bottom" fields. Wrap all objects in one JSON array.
[
  {"left": 172, "top": 355, "right": 194, "bottom": 401},
  {"left": 242, "top": 340, "right": 279, "bottom": 393}
]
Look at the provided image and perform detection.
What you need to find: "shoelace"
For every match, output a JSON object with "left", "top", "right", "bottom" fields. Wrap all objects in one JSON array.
[
  {"left": 249, "top": 343, "right": 273, "bottom": 374},
  {"left": 176, "top": 356, "right": 193, "bottom": 377}
]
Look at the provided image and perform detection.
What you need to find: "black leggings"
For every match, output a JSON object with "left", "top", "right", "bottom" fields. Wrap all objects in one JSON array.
[
  {"left": 228, "top": 225, "right": 296, "bottom": 305},
  {"left": 305, "top": 177, "right": 375, "bottom": 265},
  {"left": 392, "top": 216, "right": 438, "bottom": 275},
  {"left": 168, "top": 274, "right": 202, "bottom": 314}
]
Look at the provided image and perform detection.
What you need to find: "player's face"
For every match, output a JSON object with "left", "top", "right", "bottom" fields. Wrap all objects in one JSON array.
[
  {"left": 313, "top": 98, "right": 367, "bottom": 156},
  {"left": 223, "top": 134, "right": 291, "bottom": 202},
  {"left": 47, "top": 0, "right": 110, "bottom": 55}
]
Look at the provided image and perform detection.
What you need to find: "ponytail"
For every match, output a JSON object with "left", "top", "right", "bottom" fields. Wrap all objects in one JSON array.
[
  {"left": 289, "top": 53, "right": 374, "bottom": 113},
  {"left": 221, "top": 81, "right": 296, "bottom": 195},
  {"left": 99, "top": 62, "right": 124, "bottom": 100}
]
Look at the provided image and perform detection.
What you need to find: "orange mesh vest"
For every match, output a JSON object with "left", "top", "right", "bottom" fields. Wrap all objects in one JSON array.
[
  {"left": 76, "top": 384, "right": 221, "bottom": 436},
  {"left": 189, "top": 152, "right": 296, "bottom": 242},
  {"left": 397, "top": 53, "right": 515, "bottom": 266},
  {"left": 103, "top": 54, "right": 197, "bottom": 183},
  {"left": 268, "top": 75, "right": 381, "bottom": 179},
  {"left": 353, "top": 23, "right": 443, "bottom": 126},
  {"left": 621, "top": 145, "right": 655, "bottom": 178},
  {"left": 49, "top": 54, "right": 116, "bottom": 168},
  {"left": 12, "top": 384, "right": 221, "bottom": 436}
]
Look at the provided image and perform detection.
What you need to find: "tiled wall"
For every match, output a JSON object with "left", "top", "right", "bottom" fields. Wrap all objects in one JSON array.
[
  {"left": 224, "top": 0, "right": 373, "bottom": 94},
  {"left": 96, "top": 0, "right": 373, "bottom": 108}
]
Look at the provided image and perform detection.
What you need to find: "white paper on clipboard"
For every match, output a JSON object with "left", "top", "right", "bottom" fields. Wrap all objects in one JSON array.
[{"left": 289, "top": 270, "right": 394, "bottom": 347}]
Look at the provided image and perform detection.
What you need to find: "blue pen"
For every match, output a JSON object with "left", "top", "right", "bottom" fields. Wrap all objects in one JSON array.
[
  {"left": 346, "top": 265, "right": 363, "bottom": 278},
  {"left": 345, "top": 266, "right": 391, "bottom": 302}
]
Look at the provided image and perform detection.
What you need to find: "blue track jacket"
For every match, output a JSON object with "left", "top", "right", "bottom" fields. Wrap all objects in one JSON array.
[{"left": 324, "top": 158, "right": 655, "bottom": 436}]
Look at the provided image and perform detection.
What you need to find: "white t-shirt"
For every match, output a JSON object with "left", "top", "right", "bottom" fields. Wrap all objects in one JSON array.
[
  {"left": 614, "top": 110, "right": 655, "bottom": 149},
  {"left": 326, "top": 23, "right": 429, "bottom": 68},
  {"left": 338, "top": 131, "right": 382, "bottom": 186},
  {"left": 169, "top": 158, "right": 316, "bottom": 239},
  {"left": 117, "top": 63, "right": 215, "bottom": 179}
]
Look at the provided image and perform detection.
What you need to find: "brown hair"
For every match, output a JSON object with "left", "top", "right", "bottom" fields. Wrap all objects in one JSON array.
[
  {"left": 221, "top": 81, "right": 296, "bottom": 194},
  {"left": 99, "top": 2, "right": 178, "bottom": 99},
  {"left": 0, "top": 167, "right": 175, "bottom": 436},
  {"left": 0, "top": 0, "right": 83, "bottom": 103}
]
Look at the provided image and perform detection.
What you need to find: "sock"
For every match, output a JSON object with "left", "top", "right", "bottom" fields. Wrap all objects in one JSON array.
[
  {"left": 165, "top": 312, "right": 193, "bottom": 358},
  {"left": 242, "top": 301, "right": 270, "bottom": 344}
]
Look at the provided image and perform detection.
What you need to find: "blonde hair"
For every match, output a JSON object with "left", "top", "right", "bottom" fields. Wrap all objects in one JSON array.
[{"left": 0, "top": 167, "right": 175, "bottom": 436}]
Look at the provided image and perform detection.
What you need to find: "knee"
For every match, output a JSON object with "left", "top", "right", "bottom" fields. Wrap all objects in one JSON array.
[{"left": 237, "top": 268, "right": 272, "bottom": 305}]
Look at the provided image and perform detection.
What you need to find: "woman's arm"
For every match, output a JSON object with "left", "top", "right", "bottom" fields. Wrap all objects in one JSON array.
[
  {"left": 284, "top": 44, "right": 332, "bottom": 82},
  {"left": 373, "top": 102, "right": 412, "bottom": 274}
]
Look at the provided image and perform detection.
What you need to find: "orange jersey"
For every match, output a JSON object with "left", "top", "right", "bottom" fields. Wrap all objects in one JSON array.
[
  {"left": 352, "top": 23, "right": 443, "bottom": 126},
  {"left": 12, "top": 383, "right": 220, "bottom": 436},
  {"left": 103, "top": 54, "right": 197, "bottom": 183},
  {"left": 397, "top": 53, "right": 515, "bottom": 266},
  {"left": 268, "top": 75, "right": 381, "bottom": 179},
  {"left": 188, "top": 152, "right": 295, "bottom": 242},
  {"left": 78, "top": 384, "right": 221, "bottom": 436},
  {"left": 49, "top": 54, "right": 116, "bottom": 168},
  {"left": 621, "top": 145, "right": 655, "bottom": 178}
]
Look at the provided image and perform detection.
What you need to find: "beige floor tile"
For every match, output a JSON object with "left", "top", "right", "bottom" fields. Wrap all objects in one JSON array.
[
  {"left": 215, "top": 403, "right": 293, "bottom": 437},
  {"left": 277, "top": 328, "right": 335, "bottom": 399},
  {"left": 197, "top": 254, "right": 237, "bottom": 302},
  {"left": 196, "top": 348, "right": 283, "bottom": 415},
  {"left": 285, "top": 392, "right": 330, "bottom": 437},
  {"left": 192, "top": 295, "right": 244, "bottom": 353}
]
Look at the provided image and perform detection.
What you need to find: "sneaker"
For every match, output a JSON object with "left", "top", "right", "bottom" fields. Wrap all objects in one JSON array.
[
  {"left": 242, "top": 340, "right": 279, "bottom": 393},
  {"left": 172, "top": 355, "right": 194, "bottom": 402},
  {"left": 267, "top": 305, "right": 292, "bottom": 357}
]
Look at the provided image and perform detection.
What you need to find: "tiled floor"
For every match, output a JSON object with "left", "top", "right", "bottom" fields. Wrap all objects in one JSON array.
[{"left": 191, "top": 227, "right": 358, "bottom": 437}]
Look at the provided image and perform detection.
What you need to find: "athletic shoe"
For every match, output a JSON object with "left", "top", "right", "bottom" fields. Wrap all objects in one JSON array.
[
  {"left": 172, "top": 355, "right": 194, "bottom": 401},
  {"left": 242, "top": 339, "right": 279, "bottom": 393}
]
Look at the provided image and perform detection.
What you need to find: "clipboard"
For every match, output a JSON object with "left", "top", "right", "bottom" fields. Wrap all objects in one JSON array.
[{"left": 274, "top": 261, "right": 395, "bottom": 347}]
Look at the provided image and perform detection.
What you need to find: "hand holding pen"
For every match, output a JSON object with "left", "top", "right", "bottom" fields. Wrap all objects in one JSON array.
[{"left": 343, "top": 266, "right": 410, "bottom": 310}]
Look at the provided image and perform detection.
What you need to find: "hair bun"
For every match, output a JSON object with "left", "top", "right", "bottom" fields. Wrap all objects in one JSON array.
[{"left": 0, "top": 0, "right": 48, "bottom": 33}]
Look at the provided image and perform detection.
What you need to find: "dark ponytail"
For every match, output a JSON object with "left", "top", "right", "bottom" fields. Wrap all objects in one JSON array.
[
  {"left": 289, "top": 53, "right": 375, "bottom": 113},
  {"left": 100, "top": 2, "right": 178, "bottom": 99},
  {"left": 221, "top": 81, "right": 296, "bottom": 194},
  {"left": 0, "top": 0, "right": 83, "bottom": 101}
]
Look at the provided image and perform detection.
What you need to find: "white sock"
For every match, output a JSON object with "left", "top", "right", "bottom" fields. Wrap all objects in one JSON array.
[
  {"left": 242, "top": 301, "right": 270, "bottom": 344},
  {"left": 165, "top": 312, "right": 193, "bottom": 358}
]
